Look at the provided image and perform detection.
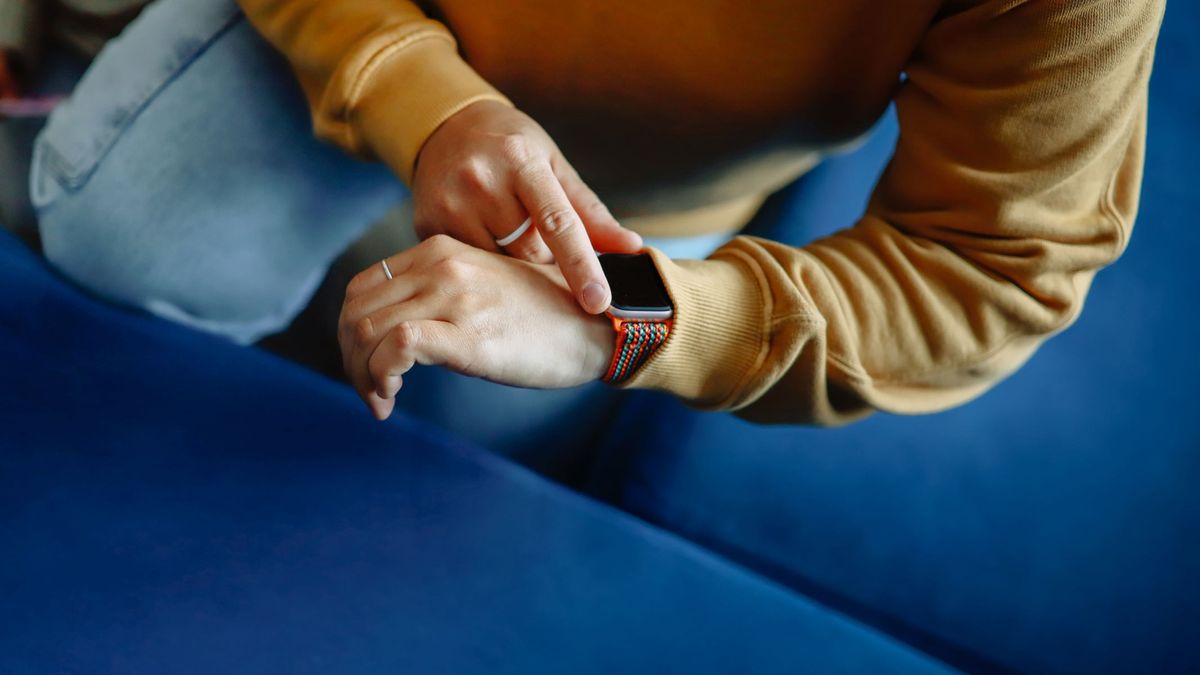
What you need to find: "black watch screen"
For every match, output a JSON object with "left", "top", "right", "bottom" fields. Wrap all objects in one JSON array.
[{"left": 597, "top": 253, "right": 673, "bottom": 314}]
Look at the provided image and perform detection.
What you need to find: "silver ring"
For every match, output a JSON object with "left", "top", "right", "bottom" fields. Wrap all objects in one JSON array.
[
  {"left": 380, "top": 258, "right": 393, "bottom": 280},
  {"left": 495, "top": 217, "right": 532, "bottom": 247}
]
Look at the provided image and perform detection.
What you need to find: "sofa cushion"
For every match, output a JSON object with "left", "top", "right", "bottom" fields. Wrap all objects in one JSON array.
[
  {"left": 0, "top": 231, "right": 959, "bottom": 674},
  {"left": 587, "top": 5, "right": 1200, "bottom": 673}
]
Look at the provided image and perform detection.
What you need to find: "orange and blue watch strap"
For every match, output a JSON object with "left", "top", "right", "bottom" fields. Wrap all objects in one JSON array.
[{"left": 602, "top": 317, "right": 672, "bottom": 384}]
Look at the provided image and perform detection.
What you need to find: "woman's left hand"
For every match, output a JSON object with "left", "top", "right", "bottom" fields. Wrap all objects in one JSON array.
[{"left": 339, "top": 234, "right": 616, "bottom": 421}]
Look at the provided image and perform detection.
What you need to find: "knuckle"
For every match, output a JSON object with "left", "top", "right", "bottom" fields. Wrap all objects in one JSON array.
[
  {"left": 390, "top": 322, "right": 419, "bottom": 351},
  {"left": 500, "top": 134, "right": 534, "bottom": 164},
  {"left": 454, "top": 294, "right": 481, "bottom": 317},
  {"left": 435, "top": 199, "right": 465, "bottom": 226},
  {"left": 353, "top": 316, "right": 377, "bottom": 347},
  {"left": 433, "top": 256, "right": 472, "bottom": 282},
  {"left": 538, "top": 208, "right": 579, "bottom": 238},
  {"left": 423, "top": 233, "right": 457, "bottom": 256},
  {"left": 456, "top": 159, "right": 493, "bottom": 192}
]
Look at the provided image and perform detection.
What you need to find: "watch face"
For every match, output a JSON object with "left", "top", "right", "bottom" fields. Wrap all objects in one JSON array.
[{"left": 598, "top": 253, "right": 672, "bottom": 313}]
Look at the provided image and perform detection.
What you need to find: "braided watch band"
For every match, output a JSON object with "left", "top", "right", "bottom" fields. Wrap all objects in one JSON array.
[{"left": 602, "top": 318, "right": 672, "bottom": 384}]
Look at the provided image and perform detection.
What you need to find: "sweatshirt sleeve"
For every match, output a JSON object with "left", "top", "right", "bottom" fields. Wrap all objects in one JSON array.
[
  {"left": 0, "top": 0, "right": 43, "bottom": 76},
  {"left": 623, "top": 0, "right": 1165, "bottom": 425},
  {"left": 236, "top": 0, "right": 511, "bottom": 183}
]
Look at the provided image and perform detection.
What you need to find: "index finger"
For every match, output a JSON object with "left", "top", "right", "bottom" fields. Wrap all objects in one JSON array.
[{"left": 514, "top": 161, "right": 611, "bottom": 314}]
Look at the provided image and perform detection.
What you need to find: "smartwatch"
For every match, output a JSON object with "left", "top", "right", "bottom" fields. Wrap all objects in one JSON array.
[{"left": 597, "top": 253, "right": 674, "bottom": 384}]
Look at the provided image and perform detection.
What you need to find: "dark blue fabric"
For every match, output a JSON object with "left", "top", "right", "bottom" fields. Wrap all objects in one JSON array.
[
  {"left": 0, "top": 233, "right": 956, "bottom": 674},
  {"left": 588, "top": 4, "right": 1200, "bottom": 674}
]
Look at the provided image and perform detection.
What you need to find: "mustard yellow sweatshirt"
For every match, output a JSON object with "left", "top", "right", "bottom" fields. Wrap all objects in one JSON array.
[{"left": 238, "top": 0, "right": 1164, "bottom": 425}]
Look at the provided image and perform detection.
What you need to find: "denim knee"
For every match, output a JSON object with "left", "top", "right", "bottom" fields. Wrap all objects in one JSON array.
[
  {"left": 31, "top": 0, "right": 404, "bottom": 344},
  {"left": 35, "top": 188, "right": 328, "bottom": 346}
]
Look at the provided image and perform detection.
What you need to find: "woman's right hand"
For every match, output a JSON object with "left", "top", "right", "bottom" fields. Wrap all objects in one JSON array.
[{"left": 410, "top": 100, "right": 642, "bottom": 315}]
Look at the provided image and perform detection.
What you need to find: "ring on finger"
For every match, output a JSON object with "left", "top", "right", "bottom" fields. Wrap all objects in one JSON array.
[{"left": 495, "top": 217, "right": 532, "bottom": 247}]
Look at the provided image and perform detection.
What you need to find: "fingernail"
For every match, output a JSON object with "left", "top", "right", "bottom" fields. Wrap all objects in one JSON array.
[{"left": 583, "top": 282, "right": 610, "bottom": 313}]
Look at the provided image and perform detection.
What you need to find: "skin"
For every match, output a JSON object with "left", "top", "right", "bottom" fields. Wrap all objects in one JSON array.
[
  {"left": 339, "top": 234, "right": 616, "bottom": 421},
  {"left": 411, "top": 100, "right": 643, "bottom": 314},
  {"left": 339, "top": 99, "right": 643, "bottom": 419}
]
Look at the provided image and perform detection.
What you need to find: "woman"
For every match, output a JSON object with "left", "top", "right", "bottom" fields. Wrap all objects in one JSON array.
[{"left": 32, "top": 0, "right": 1165, "bottom": 439}]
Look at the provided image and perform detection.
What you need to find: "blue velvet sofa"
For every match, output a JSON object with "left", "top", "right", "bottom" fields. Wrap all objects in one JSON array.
[{"left": 2, "top": 3, "right": 1197, "bottom": 673}]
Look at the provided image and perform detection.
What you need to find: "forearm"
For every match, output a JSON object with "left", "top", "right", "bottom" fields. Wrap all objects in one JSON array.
[{"left": 623, "top": 0, "right": 1162, "bottom": 425}]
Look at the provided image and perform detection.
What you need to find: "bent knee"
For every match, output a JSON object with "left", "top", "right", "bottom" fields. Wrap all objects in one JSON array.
[{"left": 38, "top": 205, "right": 316, "bottom": 345}]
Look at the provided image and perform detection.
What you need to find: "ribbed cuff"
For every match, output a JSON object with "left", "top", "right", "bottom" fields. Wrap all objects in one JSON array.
[
  {"left": 619, "top": 247, "right": 770, "bottom": 410},
  {"left": 349, "top": 27, "right": 511, "bottom": 185},
  {"left": 0, "top": 0, "right": 43, "bottom": 76}
]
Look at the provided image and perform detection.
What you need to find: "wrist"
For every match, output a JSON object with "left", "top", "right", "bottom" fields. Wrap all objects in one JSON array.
[
  {"left": 615, "top": 251, "right": 765, "bottom": 407},
  {"left": 594, "top": 253, "right": 674, "bottom": 384},
  {"left": 413, "top": 99, "right": 509, "bottom": 182},
  {"left": 354, "top": 31, "right": 511, "bottom": 185},
  {"left": 584, "top": 312, "right": 617, "bottom": 381}
]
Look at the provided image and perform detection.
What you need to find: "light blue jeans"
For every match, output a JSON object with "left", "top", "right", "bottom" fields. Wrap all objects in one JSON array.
[{"left": 31, "top": 0, "right": 729, "bottom": 463}]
